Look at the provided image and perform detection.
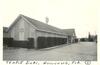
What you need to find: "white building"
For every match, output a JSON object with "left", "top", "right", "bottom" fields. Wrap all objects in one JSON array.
[{"left": 3, "top": 14, "right": 76, "bottom": 49}]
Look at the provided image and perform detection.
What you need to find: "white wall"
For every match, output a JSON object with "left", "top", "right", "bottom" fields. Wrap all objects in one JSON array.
[
  {"left": 36, "top": 30, "right": 67, "bottom": 38},
  {"left": 10, "top": 17, "right": 36, "bottom": 41}
]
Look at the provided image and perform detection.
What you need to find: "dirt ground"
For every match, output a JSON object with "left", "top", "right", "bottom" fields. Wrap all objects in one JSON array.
[{"left": 3, "top": 42, "right": 97, "bottom": 61}]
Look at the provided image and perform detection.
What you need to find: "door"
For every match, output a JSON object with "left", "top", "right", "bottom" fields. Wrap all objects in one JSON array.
[{"left": 19, "top": 28, "right": 24, "bottom": 40}]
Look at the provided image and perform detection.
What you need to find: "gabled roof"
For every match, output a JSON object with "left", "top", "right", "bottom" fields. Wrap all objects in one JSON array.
[
  {"left": 62, "top": 29, "right": 76, "bottom": 36},
  {"left": 22, "top": 14, "right": 66, "bottom": 35},
  {"left": 8, "top": 14, "right": 67, "bottom": 35}
]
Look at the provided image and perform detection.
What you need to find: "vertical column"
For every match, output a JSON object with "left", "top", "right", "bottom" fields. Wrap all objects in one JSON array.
[
  {"left": 34, "top": 37, "right": 37, "bottom": 49},
  {"left": 66, "top": 36, "right": 68, "bottom": 44},
  {"left": 71, "top": 37, "right": 73, "bottom": 43},
  {"left": 34, "top": 30, "right": 38, "bottom": 49},
  {"left": 67, "top": 35, "right": 70, "bottom": 44}
]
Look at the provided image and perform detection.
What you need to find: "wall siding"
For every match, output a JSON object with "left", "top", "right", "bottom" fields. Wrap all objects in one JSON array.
[
  {"left": 10, "top": 17, "right": 35, "bottom": 41},
  {"left": 24, "top": 18, "right": 35, "bottom": 39},
  {"left": 36, "top": 30, "right": 67, "bottom": 38},
  {"left": 3, "top": 32, "right": 10, "bottom": 38}
]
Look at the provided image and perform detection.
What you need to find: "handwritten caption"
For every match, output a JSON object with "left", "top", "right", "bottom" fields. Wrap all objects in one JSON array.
[{"left": 6, "top": 61, "right": 91, "bottom": 65}]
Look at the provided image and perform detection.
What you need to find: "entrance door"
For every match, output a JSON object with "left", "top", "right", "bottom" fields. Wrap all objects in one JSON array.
[{"left": 19, "top": 29, "right": 24, "bottom": 40}]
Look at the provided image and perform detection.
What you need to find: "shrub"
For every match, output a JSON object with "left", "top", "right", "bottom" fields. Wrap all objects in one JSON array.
[
  {"left": 74, "top": 39, "right": 78, "bottom": 43},
  {"left": 37, "top": 37, "right": 47, "bottom": 48},
  {"left": 28, "top": 38, "right": 34, "bottom": 48},
  {"left": 3, "top": 38, "right": 13, "bottom": 47},
  {"left": 13, "top": 40, "right": 28, "bottom": 48},
  {"left": 37, "top": 37, "right": 67, "bottom": 49}
]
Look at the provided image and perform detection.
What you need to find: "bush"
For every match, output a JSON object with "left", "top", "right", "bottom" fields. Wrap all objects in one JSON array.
[
  {"left": 28, "top": 38, "right": 34, "bottom": 48},
  {"left": 47, "top": 37, "right": 52, "bottom": 47},
  {"left": 37, "top": 37, "right": 67, "bottom": 49},
  {"left": 13, "top": 40, "right": 28, "bottom": 48},
  {"left": 74, "top": 39, "right": 78, "bottom": 43},
  {"left": 88, "top": 38, "right": 94, "bottom": 42},
  {"left": 3, "top": 38, "right": 34, "bottom": 48},
  {"left": 3, "top": 38, "right": 13, "bottom": 47},
  {"left": 80, "top": 38, "right": 88, "bottom": 42},
  {"left": 37, "top": 37, "right": 47, "bottom": 49}
]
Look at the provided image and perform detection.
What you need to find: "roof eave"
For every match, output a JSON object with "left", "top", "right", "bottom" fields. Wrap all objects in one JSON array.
[{"left": 7, "top": 15, "right": 22, "bottom": 32}]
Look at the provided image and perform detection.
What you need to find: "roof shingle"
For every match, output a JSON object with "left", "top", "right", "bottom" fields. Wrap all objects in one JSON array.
[
  {"left": 62, "top": 29, "right": 75, "bottom": 36},
  {"left": 22, "top": 14, "right": 66, "bottom": 35}
]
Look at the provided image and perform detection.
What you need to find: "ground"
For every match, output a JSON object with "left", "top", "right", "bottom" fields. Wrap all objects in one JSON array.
[{"left": 3, "top": 42, "right": 97, "bottom": 61}]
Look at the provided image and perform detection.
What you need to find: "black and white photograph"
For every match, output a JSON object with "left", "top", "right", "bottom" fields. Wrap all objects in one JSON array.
[{"left": 0, "top": 0, "right": 99, "bottom": 63}]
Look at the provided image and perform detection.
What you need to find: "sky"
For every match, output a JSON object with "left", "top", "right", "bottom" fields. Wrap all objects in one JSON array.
[{"left": 0, "top": 0, "right": 98, "bottom": 38}]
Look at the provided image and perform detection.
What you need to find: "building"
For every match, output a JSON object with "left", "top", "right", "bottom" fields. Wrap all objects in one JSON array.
[
  {"left": 62, "top": 29, "right": 76, "bottom": 43},
  {"left": 3, "top": 27, "right": 9, "bottom": 38},
  {"left": 3, "top": 14, "right": 76, "bottom": 49}
]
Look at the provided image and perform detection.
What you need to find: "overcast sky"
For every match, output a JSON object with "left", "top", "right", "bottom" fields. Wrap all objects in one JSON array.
[{"left": 0, "top": 0, "right": 98, "bottom": 38}]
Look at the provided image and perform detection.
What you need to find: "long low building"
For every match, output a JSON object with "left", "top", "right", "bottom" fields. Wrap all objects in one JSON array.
[{"left": 3, "top": 14, "right": 76, "bottom": 49}]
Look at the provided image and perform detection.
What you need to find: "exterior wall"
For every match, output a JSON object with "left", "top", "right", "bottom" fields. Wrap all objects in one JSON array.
[
  {"left": 36, "top": 30, "right": 67, "bottom": 38},
  {"left": 3, "top": 32, "right": 10, "bottom": 38},
  {"left": 67, "top": 35, "right": 76, "bottom": 43},
  {"left": 35, "top": 30, "right": 68, "bottom": 49},
  {"left": 9, "top": 17, "right": 35, "bottom": 41},
  {"left": 8, "top": 17, "right": 69, "bottom": 49},
  {"left": 24, "top": 18, "right": 35, "bottom": 39}
]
